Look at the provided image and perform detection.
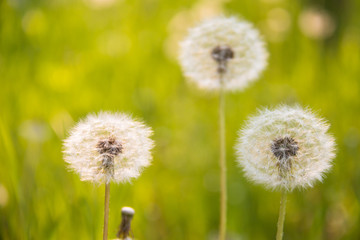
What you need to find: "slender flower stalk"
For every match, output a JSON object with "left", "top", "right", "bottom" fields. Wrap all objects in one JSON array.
[
  {"left": 218, "top": 74, "right": 226, "bottom": 240},
  {"left": 103, "top": 183, "right": 111, "bottom": 240},
  {"left": 179, "top": 16, "right": 268, "bottom": 239},
  {"left": 236, "top": 105, "right": 336, "bottom": 239},
  {"left": 276, "top": 189, "right": 287, "bottom": 240},
  {"left": 213, "top": 45, "right": 232, "bottom": 240},
  {"left": 63, "top": 112, "right": 154, "bottom": 240}
]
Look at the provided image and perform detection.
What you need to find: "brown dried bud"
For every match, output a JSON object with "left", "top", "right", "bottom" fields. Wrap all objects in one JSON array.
[{"left": 117, "top": 207, "right": 135, "bottom": 239}]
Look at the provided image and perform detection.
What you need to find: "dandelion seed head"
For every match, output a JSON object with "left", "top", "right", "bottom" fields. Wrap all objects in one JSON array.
[
  {"left": 63, "top": 112, "right": 154, "bottom": 184},
  {"left": 236, "top": 105, "right": 336, "bottom": 191},
  {"left": 179, "top": 16, "right": 268, "bottom": 92}
]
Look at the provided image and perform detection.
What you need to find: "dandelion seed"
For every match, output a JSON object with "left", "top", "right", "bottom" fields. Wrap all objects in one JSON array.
[
  {"left": 179, "top": 16, "right": 268, "bottom": 91},
  {"left": 236, "top": 105, "right": 336, "bottom": 191},
  {"left": 63, "top": 112, "right": 154, "bottom": 184}
]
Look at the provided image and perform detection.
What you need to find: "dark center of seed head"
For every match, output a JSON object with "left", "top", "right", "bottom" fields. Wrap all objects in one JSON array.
[
  {"left": 96, "top": 137, "right": 122, "bottom": 173},
  {"left": 97, "top": 137, "right": 123, "bottom": 156},
  {"left": 271, "top": 137, "right": 299, "bottom": 160},
  {"left": 271, "top": 137, "right": 299, "bottom": 176},
  {"left": 211, "top": 45, "right": 234, "bottom": 74}
]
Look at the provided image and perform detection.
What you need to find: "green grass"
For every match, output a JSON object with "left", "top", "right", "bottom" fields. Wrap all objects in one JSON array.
[{"left": 1, "top": 0, "right": 360, "bottom": 239}]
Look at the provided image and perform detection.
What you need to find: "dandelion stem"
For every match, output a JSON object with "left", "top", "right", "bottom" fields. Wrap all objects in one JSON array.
[
  {"left": 276, "top": 189, "right": 287, "bottom": 240},
  {"left": 103, "top": 182, "right": 110, "bottom": 240},
  {"left": 219, "top": 78, "right": 227, "bottom": 240}
]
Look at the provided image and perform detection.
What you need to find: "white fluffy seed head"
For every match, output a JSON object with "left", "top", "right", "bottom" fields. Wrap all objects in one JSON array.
[
  {"left": 63, "top": 112, "right": 154, "bottom": 184},
  {"left": 236, "top": 105, "right": 336, "bottom": 191},
  {"left": 179, "top": 16, "right": 268, "bottom": 92}
]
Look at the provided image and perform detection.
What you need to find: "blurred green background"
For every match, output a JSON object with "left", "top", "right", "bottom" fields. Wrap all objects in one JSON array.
[{"left": 1, "top": 0, "right": 360, "bottom": 239}]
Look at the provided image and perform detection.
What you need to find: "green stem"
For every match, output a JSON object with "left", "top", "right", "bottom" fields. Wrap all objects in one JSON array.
[
  {"left": 219, "top": 83, "right": 227, "bottom": 240},
  {"left": 276, "top": 190, "right": 287, "bottom": 240},
  {"left": 103, "top": 183, "right": 110, "bottom": 240}
]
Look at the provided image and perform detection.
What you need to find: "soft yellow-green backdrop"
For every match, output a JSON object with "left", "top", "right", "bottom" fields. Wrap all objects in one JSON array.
[{"left": 1, "top": 0, "right": 360, "bottom": 239}]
